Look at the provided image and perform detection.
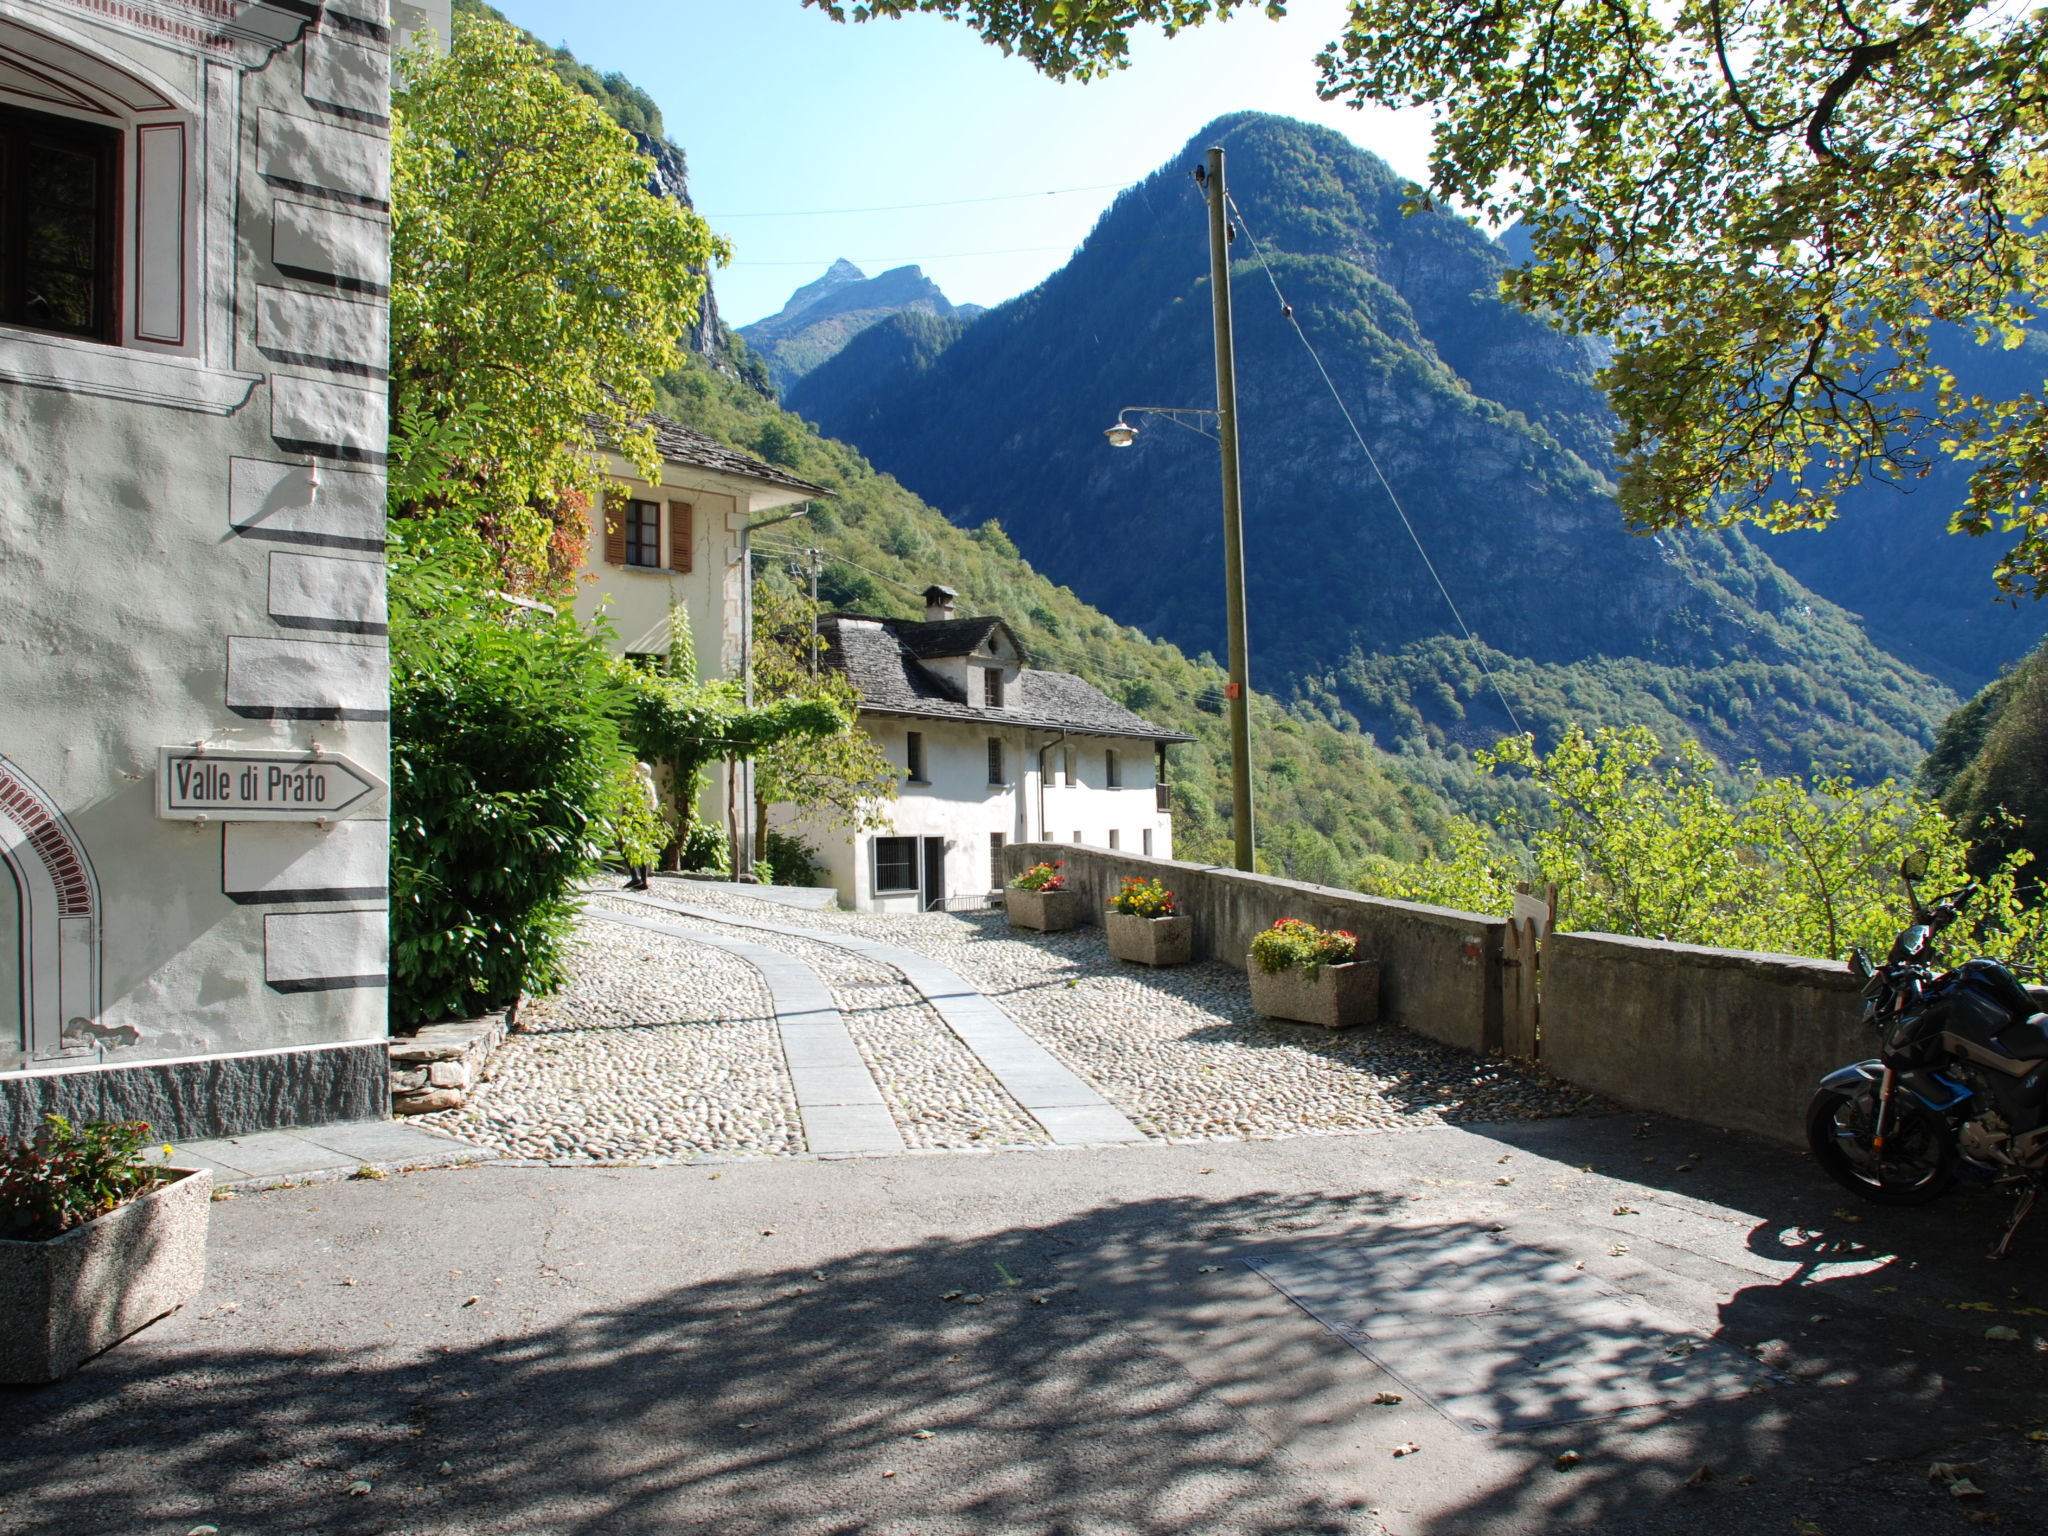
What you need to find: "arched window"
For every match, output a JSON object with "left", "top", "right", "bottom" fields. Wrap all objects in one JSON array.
[
  {"left": 0, "top": 15, "right": 196, "bottom": 355},
  {"left": 0, "top": 756, "right": 102, "bottom": 1067}
]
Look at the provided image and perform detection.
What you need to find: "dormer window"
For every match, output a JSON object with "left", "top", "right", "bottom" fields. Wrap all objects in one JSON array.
[
  {"left": 1, "top": 105, "right": 118, "bottom": 342},
  {"left": 983, "top": 668, "right": 1004, "bottom": 709}
]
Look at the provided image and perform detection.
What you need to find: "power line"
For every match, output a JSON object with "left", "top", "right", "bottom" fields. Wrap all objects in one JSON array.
[
  {"left": 726, "top": 231, "right": 1192, "bottom": 268},
  {"left": 705, "top": 181, "right": 1130, "bottom": 219},
  {"left": 1224, "top": 191, "right": 1527, "bottom": 738}
]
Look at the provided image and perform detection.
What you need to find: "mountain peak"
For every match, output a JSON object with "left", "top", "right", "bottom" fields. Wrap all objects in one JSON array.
[{"left": 739, "top": 261, "right": 975, "bottom": 396}]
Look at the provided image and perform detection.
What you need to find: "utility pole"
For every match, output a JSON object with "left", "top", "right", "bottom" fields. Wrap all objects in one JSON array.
[{"left": 1206, "top": 146, "right": 1256, "bottom": 873}]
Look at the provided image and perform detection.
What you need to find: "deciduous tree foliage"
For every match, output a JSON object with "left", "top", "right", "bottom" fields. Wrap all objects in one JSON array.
[
  {"left": 1371, "top": 724, "right": 2048, "bottom": 965},
  {"left": 386, "top": 21, "right": 732, "bottom": 1022},
  {"left": 390, "top": 13, "right": 724, "bottom": 590},
  {"left": 815, "top": 0, "right": 2048, "bottom": 598}
]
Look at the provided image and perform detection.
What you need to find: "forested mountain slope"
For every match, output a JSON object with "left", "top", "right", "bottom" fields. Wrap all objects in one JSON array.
[
  {"left": 1756, "top": 325, "right": 2048, "bottom": 692},
  {"left": 788, "top": 113, "right": 1957, "bottom": 783},
  {"left": 1923, "top": 637, "right": 2048, "bottom": 878},
  {"left": 660, "top": 355, "right": 1464, "bottom": 880}
]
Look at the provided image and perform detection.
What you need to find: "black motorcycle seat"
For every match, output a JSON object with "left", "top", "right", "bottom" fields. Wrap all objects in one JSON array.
[{"left": 1997, "top": 1012, "right": 2048, "bottom": 1064}]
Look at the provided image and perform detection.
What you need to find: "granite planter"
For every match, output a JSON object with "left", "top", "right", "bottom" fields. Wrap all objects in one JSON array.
[
  {"left": 1249, "top": 958, "right": 1382, "bottom": 1029},
  {"left": 1006, "top": 887, "right": 1084, "bottom": 933},
  {"left": 0, "top": 1166, "right": 212, "bottom": 1383},
  {"left": 1106, "top": 911, "right": 1194, "bottom": 966}
]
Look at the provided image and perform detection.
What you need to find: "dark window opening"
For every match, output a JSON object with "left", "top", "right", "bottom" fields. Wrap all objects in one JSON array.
[
  {"left": 983, "top": 668, "right": 1004, "bottom": 708},
  {"left": 873, "top": 836, "right": 918, "bottom": 894},
  {"left": 906, "top": 730, "right": 926, "bottom": 783},
  {"left": 625, "top": 499, "right": 662, "bottom": 568},
  {"left": 0, "top": 106, "right": 119, "bottom": 342},
  {"left": 987, "top": 737, "right": 1005, "bottom": 786},
  {"left": 988, "top": 831, "right": 1005, "bottom": 886},
  {"left": 1105, "top": 749, "right": 1122, "bottom": 789}
]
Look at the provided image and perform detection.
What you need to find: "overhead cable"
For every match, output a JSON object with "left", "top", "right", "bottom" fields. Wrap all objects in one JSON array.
[
  {"left": 1224, "top": 193, "right": 1526, "bottom": 737},
  {"left": 705, "top": 181, "right": 1130, "bottom": 219}
]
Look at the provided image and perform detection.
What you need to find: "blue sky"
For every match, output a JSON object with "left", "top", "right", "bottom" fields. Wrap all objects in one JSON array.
[{"left": 489, "top": 0, "right": 1438, "bottom": 326}]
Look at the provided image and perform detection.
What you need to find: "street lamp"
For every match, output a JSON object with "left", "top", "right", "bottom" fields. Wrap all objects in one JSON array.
[
  {"left": 1099, "top": 145, "right": 1255, "bottom": 873},
  {"left": 1103, "top": 407, "right": 1219, "bottom": 448}
]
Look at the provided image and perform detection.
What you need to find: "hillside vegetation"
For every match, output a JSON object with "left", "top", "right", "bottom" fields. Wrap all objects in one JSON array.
[
  {"left": 657, "top": 355, "right": 1461, "bottom": 880},
  {"left": 1922, "top": 637, "right": 2048, "bottom": 881},
  {"left": 788, "top": 113, "right": 1957, "bottom": 785}
]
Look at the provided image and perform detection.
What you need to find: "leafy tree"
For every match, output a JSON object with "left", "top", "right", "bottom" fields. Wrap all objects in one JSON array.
[
  {"left": 748, "top": 568, "right": 900, "bottom": 857},
  {"left": 816, "top": 0, "right": 2048, "bottom": 597},
  {"left": 1369, "top": 723, "right": 2048, "bottom": 965},
  {"left": 385, "top": 17, "right": 726, "bottom": 1022},
  {"left": 618, "top": 621, "right": 853, "bottom": 876},
  {"left": 389, "top": 12, "right": 724, "bottom": 590}
]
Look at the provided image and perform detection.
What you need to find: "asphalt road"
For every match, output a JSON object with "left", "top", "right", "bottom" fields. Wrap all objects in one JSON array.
[{"left": 4, "top": 1112, "right": 2045, "bottom": 1535}]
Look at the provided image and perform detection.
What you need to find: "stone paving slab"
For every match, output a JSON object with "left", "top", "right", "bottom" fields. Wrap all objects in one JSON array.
[
  {"left": 147, "top": 1120, "right": 491, "bottom": 1189},
  {"left": 608, "top": 891, "right": 1146, "bottom": 1146},
  {"left": 589, "top": 905, "right": 905, "bottom": 1157}
]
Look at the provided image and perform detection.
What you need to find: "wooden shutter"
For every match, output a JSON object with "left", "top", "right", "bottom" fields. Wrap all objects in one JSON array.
[
  {"left": 602, "top": 495, "right": 626, "bottom": 566},
  {"left": 668, "top": 501, "right": 693, "bottom": 573}
]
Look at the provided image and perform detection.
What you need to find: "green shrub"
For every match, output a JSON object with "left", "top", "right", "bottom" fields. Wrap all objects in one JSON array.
[
  {"left": 763, "top": 829, "right": 822, "bottom": 887},
  {"left": 0, "top": 1117, "right": 164, "bottom": 1241},
  {"left": 390, "top": 570, "right": 634, "bottom": 1025},
  {"left": 675, "top": 819, "right": 728, "bottom": 873}
]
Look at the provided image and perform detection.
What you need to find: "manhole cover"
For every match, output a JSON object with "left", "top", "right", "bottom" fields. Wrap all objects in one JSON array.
[{"left": 1246, "top": 1227, "right": 1765, "bottom": 1433}]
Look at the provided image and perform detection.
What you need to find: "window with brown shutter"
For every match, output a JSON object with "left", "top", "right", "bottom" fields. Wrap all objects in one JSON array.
[
  {"left": 624, "top": 500, "right": 662, "bottom": 567},
  {"left": 668, "top": 500, "right": 693, "bottom": 573},
  {"left": 603, "top": 495, "right": 627, "bottom": 566}
]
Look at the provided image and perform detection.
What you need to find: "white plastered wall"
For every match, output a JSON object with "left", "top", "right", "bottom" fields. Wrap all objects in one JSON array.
[
  {"left": 776, "top": 715, "right": 1174, "bottom": 913},
  {"left": 0, "top": 0, "right": 443, "bottom": 1074}
]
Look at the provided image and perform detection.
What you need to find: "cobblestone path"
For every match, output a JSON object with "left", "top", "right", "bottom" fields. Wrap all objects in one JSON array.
[{"left": 420, "top": 877, "right": 1594, "bottom": 1163}]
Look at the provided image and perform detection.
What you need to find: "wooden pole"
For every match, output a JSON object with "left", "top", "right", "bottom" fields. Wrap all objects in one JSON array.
[{"left": 1207, "top": 146, "right": 1256, "bottom": 872}]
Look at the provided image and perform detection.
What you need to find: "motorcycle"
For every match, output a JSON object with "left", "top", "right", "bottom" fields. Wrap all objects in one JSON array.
[{"left": 1806, "top": 851, "right": 2048, "bottom": 1259}]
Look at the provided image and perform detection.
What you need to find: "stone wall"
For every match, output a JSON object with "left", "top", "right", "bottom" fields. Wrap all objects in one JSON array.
[
  {"left": 1542, "top": 932, "right": 1868, "bottom": 1146},
  {"left": 1002, "top": 844, "right": 1874, "bottom": 1145},
  {"left": 0, "top": 1041, "right": 387, "bottom": 1145},
  {"left": 1000, "top": 844, "right": 1503, "bottom": 1054},
  {"left": 390, "top": 1015, "right": 507, "bottom": 1116}
]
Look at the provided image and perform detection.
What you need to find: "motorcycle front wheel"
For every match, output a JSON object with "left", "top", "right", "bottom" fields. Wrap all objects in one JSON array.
[{"left": 1806, "top": 1084, "right": 1956, "bottom": 1205}]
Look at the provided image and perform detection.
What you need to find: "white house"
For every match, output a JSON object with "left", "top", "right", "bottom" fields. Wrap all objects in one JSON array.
[
  {"left": 572, "top": 413, "right": 831, "bottom": 678},
  {"left": 0, "top": 0, "right": 446, "bottom": 1140},
  {"left": 570, "top": 412, "right": 832, "bottom": 849},
  {"left": 785, "top": 587, "right": 1192, "bottom": 913}
]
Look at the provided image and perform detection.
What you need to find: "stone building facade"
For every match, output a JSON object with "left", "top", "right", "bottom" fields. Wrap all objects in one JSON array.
[{"left": 0, "top": 0, "right": 444, "bottom": 1140}]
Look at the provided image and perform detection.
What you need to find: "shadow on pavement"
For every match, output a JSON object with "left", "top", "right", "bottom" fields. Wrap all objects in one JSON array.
[{"left": 2, "top": 1142, "right": 2043, "bottom": 1535}]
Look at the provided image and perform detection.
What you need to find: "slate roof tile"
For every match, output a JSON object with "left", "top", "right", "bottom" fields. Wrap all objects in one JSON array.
[
  {"left": 820, "top": 615, "right": 1193, "bottom": 741},
  {"left": 589, "top": 411, "right": 835, "bottom": 497}
]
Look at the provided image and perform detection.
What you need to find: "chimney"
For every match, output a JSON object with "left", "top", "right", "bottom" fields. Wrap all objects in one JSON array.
[{"left": 922, "top": 584, "right": 957, "bottom": 622}]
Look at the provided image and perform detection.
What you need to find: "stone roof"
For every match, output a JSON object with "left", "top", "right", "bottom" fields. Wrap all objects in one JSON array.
[
  {"left": 590, "top": 411, "right": 834, "bottom": 497},
  {"left": 819, "top": 615, "right": 1194, "bottom": 742}
]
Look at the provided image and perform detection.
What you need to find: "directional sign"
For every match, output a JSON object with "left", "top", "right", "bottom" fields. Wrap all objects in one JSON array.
[{"left": 157, "top": 748, "right": 386, "bottom": 822}]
